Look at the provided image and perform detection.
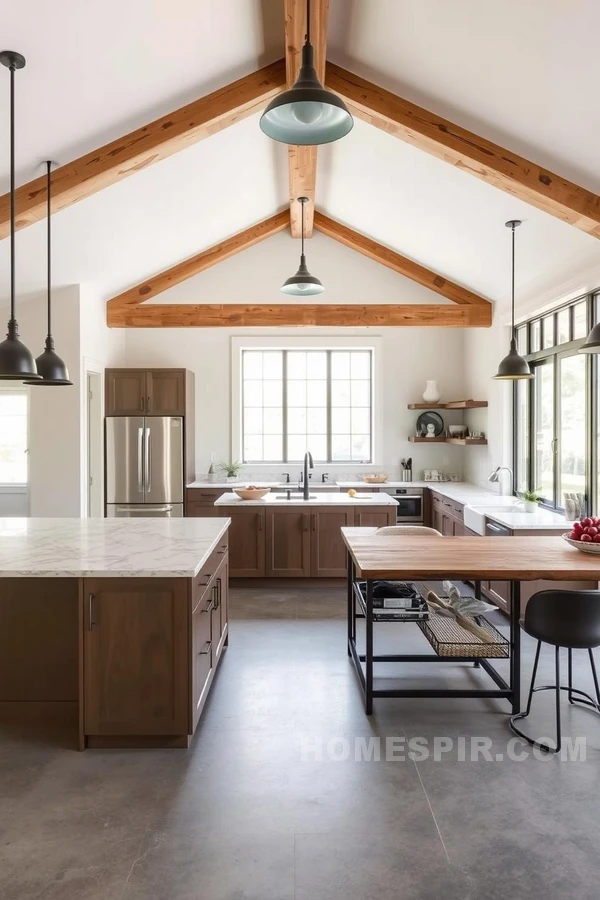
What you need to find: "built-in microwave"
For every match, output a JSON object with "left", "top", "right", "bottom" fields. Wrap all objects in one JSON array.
[{"left": 381, "top": 487, "right": 424, "bottom": 523}]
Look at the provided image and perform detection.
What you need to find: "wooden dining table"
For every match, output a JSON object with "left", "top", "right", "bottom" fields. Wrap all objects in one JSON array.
[{"left": 341, "top": 528, "right": 600, "bottom": 714}]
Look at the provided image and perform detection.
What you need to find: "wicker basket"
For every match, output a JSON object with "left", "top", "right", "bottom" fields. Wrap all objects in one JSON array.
[{"left": 419, "top": 613, "right": 508, "bottom": 658}]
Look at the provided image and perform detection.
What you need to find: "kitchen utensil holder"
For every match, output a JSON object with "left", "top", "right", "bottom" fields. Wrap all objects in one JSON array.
[{"left": 401, "top": 470, "right": 412, "bottom": 481}]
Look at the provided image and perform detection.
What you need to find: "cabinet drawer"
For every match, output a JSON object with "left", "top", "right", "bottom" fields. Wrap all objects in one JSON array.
[
  {"left": 442, "top": 498, "right": 463, "bottom": 519},
  {"left": 192, "top": 603, "right": 213, "bottom": 729}
]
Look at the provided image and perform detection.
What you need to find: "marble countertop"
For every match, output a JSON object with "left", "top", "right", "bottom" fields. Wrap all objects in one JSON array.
[
  {"left": 336, "top": 481, "right": 430, "bottom": 488},
  {"left": 0, "top": 517, "right": 231, "bottom": 578},
  {"left": 214, "top": 492, "right": 398, "bottom": 507},
  {"left": 187, "top": 481, "right": 282, "bottom": 489}
]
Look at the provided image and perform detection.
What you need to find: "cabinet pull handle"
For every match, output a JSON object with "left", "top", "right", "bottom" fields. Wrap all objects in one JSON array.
[
  {"left": 217, "top": 577, "right": 221, "bottom": 609},
  {"left": 199, "top": 640, "right": 212, "bottom": 656},
  {"left": 140, "top": 396, "right": 144, "bottom": 411},
  {"left": 88, "top": 593, "right": 95, "bottom": 630},
  {"left": 257, "top": 513, "right": 263, "bottom": 531},
  {"left": 147, "top": 395, "right": 151, "bottom": 411},
  {"left": 212, "top": 583, "right": 219, "bottom": 610}
]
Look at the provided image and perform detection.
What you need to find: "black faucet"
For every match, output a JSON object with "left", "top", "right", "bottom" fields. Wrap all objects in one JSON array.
[{"left": 303, "top": 451, "right": 314, "bottom": 500}]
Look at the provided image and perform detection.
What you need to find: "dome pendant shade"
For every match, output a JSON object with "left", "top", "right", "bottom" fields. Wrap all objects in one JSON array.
[
  {"left": 260, "top": 42, "right": 353, "bottom": 145},
  {"left": 30, "top": 338, "right": 72, "bottom": 385},
  {"left": 280, "top": 254, "right": 324, "bottom": 295},
  {"left": 0, "top": 50, "right": 40, "bottom": 380},
  {"left": 25, "top": 160, "right": 72, "bottom": 386},
  {"left": 579, "top": 321, "right": 600, "bottom": 353},
  {"left": 493, "top": 339, "right": 533, "bottom": 380},
  {"left": 0, "top": 320, "right": 41, "bottom": 380}
]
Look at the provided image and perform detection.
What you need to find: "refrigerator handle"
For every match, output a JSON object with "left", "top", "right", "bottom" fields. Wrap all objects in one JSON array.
[
  {"left": 144, "top": 427, "right": 151, "bottom": 494},
  {"left": 137, "top": 427, "right": 144, "bottom": 493}
]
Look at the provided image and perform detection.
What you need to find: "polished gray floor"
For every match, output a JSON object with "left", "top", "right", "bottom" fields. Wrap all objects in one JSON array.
[{"left": 2, "top": 586, "right": 600, "bottom": 899}]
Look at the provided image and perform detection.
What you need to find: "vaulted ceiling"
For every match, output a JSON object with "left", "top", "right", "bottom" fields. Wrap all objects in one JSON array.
[{"left": 0, "top": 0, "right": 598, "bottom": 319}]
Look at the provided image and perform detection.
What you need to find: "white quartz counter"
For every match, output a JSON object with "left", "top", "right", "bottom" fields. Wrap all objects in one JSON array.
[
  {"left": 336, "top": 481, "right": 429, "bottom": 489},
  {"left": 214, "top": 492, "right": 398, "bottom": 507},
  {"left": 187, "top": 480, "right": 282, "bottom": 489},
  {"left": 0, "top": 517, "right": 231, "bottom": 578}
]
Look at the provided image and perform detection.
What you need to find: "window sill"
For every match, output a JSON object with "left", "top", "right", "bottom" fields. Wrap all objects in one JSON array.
[{"left": 0, "top": 484, "right": 27, "bottom": 494}]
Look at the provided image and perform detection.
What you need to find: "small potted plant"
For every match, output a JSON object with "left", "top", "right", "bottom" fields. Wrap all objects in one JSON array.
[
  {"left": 521, "top": 489, "right": 542, "bottom": 512},
  {"left": 219, "top": 461, "right": 243, "bottom": 483}
]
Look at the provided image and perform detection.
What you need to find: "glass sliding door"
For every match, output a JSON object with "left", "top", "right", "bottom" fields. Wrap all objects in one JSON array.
[
  {"left": 558, "top": 352, "right": 587, "bottom": 508},
  {"left": 515, "top": 379, "right": 530, "bottom": 494}
]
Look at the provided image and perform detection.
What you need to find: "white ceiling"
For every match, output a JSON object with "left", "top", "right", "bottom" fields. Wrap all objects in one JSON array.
[{"left": 0, "top": 0, "right": 598, "bottom": 312}]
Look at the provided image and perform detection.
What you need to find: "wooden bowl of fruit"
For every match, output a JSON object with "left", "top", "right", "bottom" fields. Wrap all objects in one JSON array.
[
  {"left": 562, "top": 517, "right": 600, "bottom": 553},
  {"left": 232, "top": 485, "right": 271, "bottom": 501}
]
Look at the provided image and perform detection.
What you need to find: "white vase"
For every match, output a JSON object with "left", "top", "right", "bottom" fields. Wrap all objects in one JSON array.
[{"left": 422, "top": 380, "right": 440, "bottom": 403}]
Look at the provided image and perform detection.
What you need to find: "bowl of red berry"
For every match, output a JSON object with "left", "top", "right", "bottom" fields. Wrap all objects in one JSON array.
[{"left": 563, "top": 517, "right": 600, "bottom": 553}]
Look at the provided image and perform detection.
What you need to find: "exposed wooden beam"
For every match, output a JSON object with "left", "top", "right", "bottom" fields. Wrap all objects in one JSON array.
[
  {"left": 326, "top": 62, "right": 600, "bottom": 239},
  {"left": 108, "top": 302, "right": 491, "bottom": 329},
  {"left": 0, "top": 60, "right": 286, "bottom": 240},
  {"left": 314, "top": 212, "right": 491, "bottom": 307},
  {"left": 286, "top": 0, "right": 329, "bottom": 238},
  {"left": 107, "top": 212, "right": 289, "bottom": 315}
]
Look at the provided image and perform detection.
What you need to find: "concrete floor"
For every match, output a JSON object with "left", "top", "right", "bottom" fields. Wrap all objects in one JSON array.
[{"left": 2, "top": 586, "right": 600, "bottom": 899}]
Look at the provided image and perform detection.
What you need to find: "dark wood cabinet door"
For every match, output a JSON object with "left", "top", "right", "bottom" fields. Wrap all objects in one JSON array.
[
  {"left": 186, "top": 502, "right": 219, "bottom": 517},
  {"left": 83, "top": 578, "right": 188, "bottom": 736},
  {"left": 355, "top": 507, "right": 395, "bottom": 528},
  {"left": 311, "top": 508, "right": 354, "bottom": 576},
  {"left": 146, "top": 369, "right": 186, "bottom": 416},
  {"left": 105, "top": 370, "right": 146, "bottom": 415},
  {"left": 266, "top": 508, "right": 311, "bottom": 577},
  {"left": 228, "top": 508, "right": 266, "bottom": 577},
  {"left": 192, "top": 597, "right": 213, "bottom": 731},
  {"left": 485, "top": 581, "right": 510, "bottom": 614}
]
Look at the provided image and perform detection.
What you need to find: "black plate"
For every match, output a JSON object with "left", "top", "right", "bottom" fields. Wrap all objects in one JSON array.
[{"left": 416, "top": 410, "right": 444, "bottom": 437}]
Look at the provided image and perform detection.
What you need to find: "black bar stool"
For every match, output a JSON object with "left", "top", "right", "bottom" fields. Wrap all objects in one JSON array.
[{"left": 509, "top": 589, "right": 600, "bottom": 754}]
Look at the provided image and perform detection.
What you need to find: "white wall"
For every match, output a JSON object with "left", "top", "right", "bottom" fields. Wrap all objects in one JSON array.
[{"left": 114, "top": 235, "right": 470, "bottom": 481}]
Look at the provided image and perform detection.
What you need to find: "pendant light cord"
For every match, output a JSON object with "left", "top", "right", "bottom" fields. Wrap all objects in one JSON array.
[
  {"left": 301, "top": 199, "right": 305, "bottom": 257},
  {"left": 306, "top": 0, "right": 311, "bottom": 44},
  {"left": 46, "top": 161, "right": 51, "bottom": 340},
  {"left": 9, "top": 62, "right": 15, "bottom": 324},
  {"left": 511, "top": 222, "right": 516, "bottom": 340}
]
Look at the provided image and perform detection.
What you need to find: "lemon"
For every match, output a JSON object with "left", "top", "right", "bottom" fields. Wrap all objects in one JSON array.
[{"left": 348, "top": 489, "right": 357, "bottom": 497}]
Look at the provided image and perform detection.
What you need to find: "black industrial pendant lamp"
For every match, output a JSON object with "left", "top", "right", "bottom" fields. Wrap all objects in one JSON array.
[
  {"left": 260, "top": 0, "right": 353, "bottom": 145},
  {"left": 25, "top": 161, "right": 72, "bottom": 386},
  {"left": 281, "top": 197, "right": 324, "bottom": 295},
  {"left": 0, "top": 51, "right": 40, "bottom": 381},
  {"left": 493, "top": 220, "right": 533, "bottom": 381}
]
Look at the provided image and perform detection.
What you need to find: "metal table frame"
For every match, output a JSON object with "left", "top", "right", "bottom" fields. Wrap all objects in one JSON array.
[{"left": 346, "top": 551, "right": 521, "bottom": 715}]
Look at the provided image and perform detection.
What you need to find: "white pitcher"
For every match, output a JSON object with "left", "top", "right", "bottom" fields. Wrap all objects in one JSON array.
[{"left": 422, "top": 380, "right": 440, "bottom": 403}]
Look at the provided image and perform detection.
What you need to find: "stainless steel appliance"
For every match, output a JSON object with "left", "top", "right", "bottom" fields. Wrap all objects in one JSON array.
[
  {"left": 380, "top": 486, "right": 424, "bottom": 524},
  {"left": 106, "top": 416, "right": 184, "bottom": 517}
]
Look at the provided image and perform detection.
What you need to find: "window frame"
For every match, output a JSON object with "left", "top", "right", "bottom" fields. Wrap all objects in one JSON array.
[
  {"left": 231, "top": 336, "right": 382, "bottom": 466},
  {"left": 513, "top": 292, "right": 596, "bottom": 513},
  {"left": 0, "top": 385, "right": 29, "bottom": 491}
]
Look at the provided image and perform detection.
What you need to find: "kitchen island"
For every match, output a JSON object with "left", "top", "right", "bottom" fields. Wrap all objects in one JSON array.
[
  {"left": 214, "top": 491, "right": 397, "bottom": 579},
  {"left": 0, "top": 516, "right": 231, "bottom": 749}
]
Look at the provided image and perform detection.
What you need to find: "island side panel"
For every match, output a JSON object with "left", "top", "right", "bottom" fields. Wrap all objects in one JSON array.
[{"left": 0, "top": 579, "right": 79, "bottom": 708}]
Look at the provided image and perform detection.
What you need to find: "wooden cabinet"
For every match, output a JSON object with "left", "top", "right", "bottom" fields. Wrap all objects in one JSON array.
[
  {"left": 266, "top": 508, "right": 311, "bottom": 577},
  {"left": 146, "top": 369, "right": 186, "bottom": 415},
  {"left": 484, "top": 580, "right": 511, "bottom": 613},
  {"left": 186, "top": 488, "right": 226, "bottom": 516},
  {"left": 105, "top": 369, "right": 147, "bottom": 415},
  {"left": 354, "top": 506, "right": 396, "bottom": 528},
  {"left": 228, "top": 508, "right": 266, "bottom": 577},
  {"left": 83, "top": 577, "right": 189, "bottom": 737},
  {"left": 310, "top": 508, "right": 355, "bottom": 576},
  {"left": 105, "top": 368, "right": 187, "bottom": 416}
]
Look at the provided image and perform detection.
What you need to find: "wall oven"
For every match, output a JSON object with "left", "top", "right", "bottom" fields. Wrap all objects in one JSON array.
[{"left": 381, "top": 487, "right": 424, "bottom": 524}]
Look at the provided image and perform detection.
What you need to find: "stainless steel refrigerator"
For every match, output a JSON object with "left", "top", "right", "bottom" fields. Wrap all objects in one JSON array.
[{"left": 105, "top": 417, "right": 184, "bottom": 517}]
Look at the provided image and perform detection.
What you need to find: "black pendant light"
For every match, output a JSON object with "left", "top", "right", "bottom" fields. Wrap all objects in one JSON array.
[
  {"left": 25, "top": 161, "right": 72, "bottom": 385},
  {"left": 260, "top": 0, "right": 353, "bottom": 145},
  {"left": 0, "top": 51, "right": 40, "bottom": 381},
  {"left": 281, "top": 197, "right": 324, "bottom": 295},
  {"left": 493, "top": 220, "right": 533, "bottom": 381}
]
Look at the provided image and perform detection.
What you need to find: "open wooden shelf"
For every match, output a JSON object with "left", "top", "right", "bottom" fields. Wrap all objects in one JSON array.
[
  {"left": 407, "top": 400, "right": 488, "bottom": 410},
  {"left": 408, "top": 436, "right": 487, "bottom": 446}
]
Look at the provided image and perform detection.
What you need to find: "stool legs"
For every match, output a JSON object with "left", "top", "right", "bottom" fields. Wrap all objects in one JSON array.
[{"left": 510, "top": 643, "right": 600, "bottom": 755}]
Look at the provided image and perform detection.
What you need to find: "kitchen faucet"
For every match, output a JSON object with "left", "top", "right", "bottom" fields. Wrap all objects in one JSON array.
[
  {"left": 488, "top": 466, "right": 513, "bottom": 497},
  {"left": 303, "top": 451, "right": 314, "bottom": 500}
]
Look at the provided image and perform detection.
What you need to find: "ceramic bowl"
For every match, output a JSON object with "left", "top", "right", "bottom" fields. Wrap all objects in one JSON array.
[
  {"left": 562, "top": 532, "right": 600, "bottom": 553},
  {"left": 362, "top": 474, "right": 388, "bottom": 484},
  {"left": 233, "top": 487, "right": 271, "bottom": 501},
  {"left": 449, "top": 425, "right": 468, "bottom": 436}
]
